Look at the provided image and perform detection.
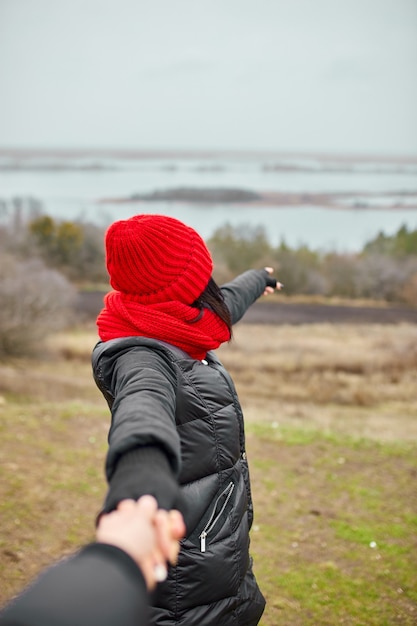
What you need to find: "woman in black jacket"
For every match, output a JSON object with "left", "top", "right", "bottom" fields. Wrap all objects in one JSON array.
[{"left": 92, "top": 214, "right": 282, "bottom": 625}]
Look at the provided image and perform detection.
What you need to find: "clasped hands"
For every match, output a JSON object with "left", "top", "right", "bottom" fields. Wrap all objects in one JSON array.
[{"left": 96, "top": 495, "right": 186, "bottom": 590}]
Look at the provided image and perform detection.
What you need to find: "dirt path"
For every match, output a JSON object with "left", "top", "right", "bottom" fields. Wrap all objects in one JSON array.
[{"left": 242, "top": 301, "right": 417, "bottom": 325}]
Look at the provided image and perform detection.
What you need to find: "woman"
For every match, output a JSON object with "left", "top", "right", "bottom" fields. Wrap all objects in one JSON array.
[{"left": 92, "top": 214, "right": 281, "bottom": 625}]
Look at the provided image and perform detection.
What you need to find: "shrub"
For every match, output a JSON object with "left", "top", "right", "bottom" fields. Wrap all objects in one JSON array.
[
  {"left": 354, "top": 255, "right": 417, "bottom": 302},
  {"left": 208, "top": 223, "right": 273, "bottom": 275},
  {"left": 0, "top": 253, "right": 76, "bottom": 357}
]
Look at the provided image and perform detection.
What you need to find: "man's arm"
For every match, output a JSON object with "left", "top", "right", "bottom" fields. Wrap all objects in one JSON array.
[
  {"left": 0, "top": 497, "right": 185, "bottom": 626},
  {"left": 0, "top": 544, "right": 149, "bottom": 626}
]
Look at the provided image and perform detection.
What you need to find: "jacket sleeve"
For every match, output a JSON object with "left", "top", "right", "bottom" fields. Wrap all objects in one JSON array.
[
  {"left": 220, "top": 269, "right": 270, "bottom": 325},
  {"left": 105, "top": 345, "right": 181, "bottom": 480},
  {"left": 98, "top": 345, "right": 183, "bottom": 513},
  {"left": 0, "top": 543, "right": 149, "bottom": 626}
]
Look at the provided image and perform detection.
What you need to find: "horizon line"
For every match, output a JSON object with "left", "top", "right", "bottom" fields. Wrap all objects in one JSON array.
[{"left": 1, "top": 146, "right": 417, "bottom": 163}]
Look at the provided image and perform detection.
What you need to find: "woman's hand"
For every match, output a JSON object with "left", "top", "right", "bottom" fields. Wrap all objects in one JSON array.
[
  {"left": 96, "top": 496, "right": 185, "bottom": 591},
  {"left": 263, "top": 267, "right": 283, "bottom": 296}
]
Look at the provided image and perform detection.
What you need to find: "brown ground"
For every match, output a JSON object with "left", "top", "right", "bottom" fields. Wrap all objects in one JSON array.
[{"left": 1, "top": 322, "right": 416, "bottom": 624}]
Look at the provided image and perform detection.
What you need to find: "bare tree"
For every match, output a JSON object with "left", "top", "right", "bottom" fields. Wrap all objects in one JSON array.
[{"left": 0, "top": 253, "right": 76, "bottom": 356}]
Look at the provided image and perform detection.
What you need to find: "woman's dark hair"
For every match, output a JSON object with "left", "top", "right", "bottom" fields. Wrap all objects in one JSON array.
[{"left": 192, "top": 278, "right": 232, "bottom": 335}]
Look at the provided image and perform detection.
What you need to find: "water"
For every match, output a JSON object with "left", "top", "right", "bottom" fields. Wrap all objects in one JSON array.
[{"left": 1, "top": 152, "right": 417, "bottom": 252}]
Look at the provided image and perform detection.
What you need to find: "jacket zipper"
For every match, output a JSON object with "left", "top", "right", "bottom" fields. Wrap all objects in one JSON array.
[{"left": 199, "top": 481, "right": 235, "bottom": 552}]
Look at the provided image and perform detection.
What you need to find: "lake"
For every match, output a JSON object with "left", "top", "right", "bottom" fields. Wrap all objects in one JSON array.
[{"left": 1, "top": 150, "right": 416, "bottom": 252}]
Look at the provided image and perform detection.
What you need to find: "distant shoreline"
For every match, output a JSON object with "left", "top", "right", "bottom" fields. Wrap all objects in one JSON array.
[{"left": 1, "top": 147, "right": 417, "bottom": 164}]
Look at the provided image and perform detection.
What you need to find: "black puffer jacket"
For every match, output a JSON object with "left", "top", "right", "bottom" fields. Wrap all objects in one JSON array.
[{"left": 92, "top": 270, "right": 270, "bottom": 626}]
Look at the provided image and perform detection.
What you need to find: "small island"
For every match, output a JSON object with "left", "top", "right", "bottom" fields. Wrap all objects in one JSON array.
[
  {"left": 98, "top": 186, "right": 417, "bottom": 210},
  {"left": 129, "top": 187, "right": 262, "bottom": 203}
]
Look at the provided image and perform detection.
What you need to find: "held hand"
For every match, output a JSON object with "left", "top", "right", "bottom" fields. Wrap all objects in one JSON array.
[
  {"left": 263, "top": 267, "right": 283, "bottom": 296},
  {"left": 136, "top": 506, "right": 185, "bottom": 587},
  {"left": 96, "top": 496, "right": 185, "bottom": 591},
  {"left": 154, "top": 508, "right": 186, "bottom": 569}
]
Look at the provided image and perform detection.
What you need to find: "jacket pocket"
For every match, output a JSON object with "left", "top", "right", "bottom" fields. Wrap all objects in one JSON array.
[{"left": 198, "top": 481, "right": 235, "bottom": 552}]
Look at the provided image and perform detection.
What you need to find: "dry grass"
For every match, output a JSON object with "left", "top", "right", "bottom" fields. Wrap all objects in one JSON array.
[{"left": 219, "top": 323, "right": 417, "bottom": 442}]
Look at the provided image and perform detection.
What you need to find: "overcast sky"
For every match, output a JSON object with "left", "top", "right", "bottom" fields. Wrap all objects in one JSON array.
[{"left": 1, "top": 0, "right": 416, "bottom": 155}]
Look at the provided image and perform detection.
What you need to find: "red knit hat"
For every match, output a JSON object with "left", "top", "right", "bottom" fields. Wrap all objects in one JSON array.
[{"left": 105, "top": 214, "right": 213, "bottom": 305}]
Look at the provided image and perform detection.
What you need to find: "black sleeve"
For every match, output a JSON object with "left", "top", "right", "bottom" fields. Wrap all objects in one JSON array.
[
  {"left": 98, "top": 345, "right": 185, "bottom": 516},
  {"left": 220, "top": 269, "right": 270, "bottom": 325},
  {"left": 105, "top": 346, "right": 181, "bottom": 480},
  {"left": 0, "top": 543, "right": 149, "bottom": 626},
  {"left": 103, "top": 445, "right": 185, "bottom": 514}
]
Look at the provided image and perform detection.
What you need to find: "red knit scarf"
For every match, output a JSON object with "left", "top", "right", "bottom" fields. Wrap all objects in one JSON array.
[{"left": 97, "top": 291, "right": 231, "bottom": 360}]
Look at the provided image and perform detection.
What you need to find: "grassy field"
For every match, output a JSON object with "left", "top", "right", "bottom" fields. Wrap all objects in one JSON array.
[{"left": 0, "top": 322, "right": 416, "bottom": 624}]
